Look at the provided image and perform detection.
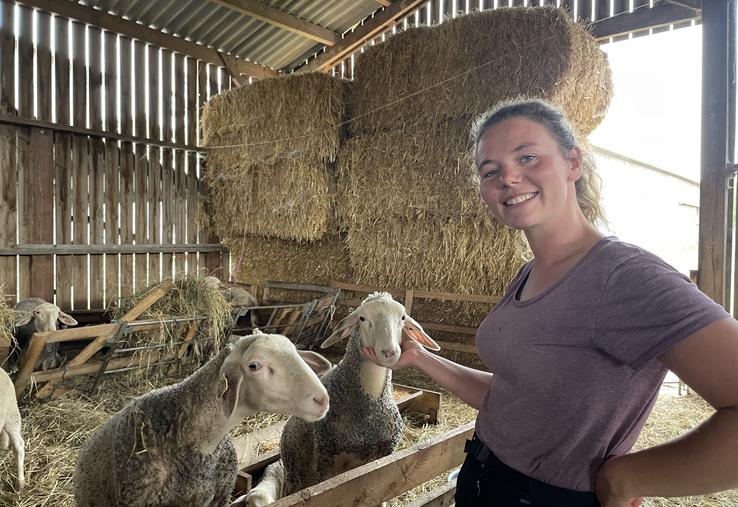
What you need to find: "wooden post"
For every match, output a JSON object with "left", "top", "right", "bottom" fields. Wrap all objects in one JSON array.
[
  {"left": 14, "top": 333, "right": 49, "bottom": 398},
  {"left": 699, "top": 0, "right": 732, "bottom": 308}
]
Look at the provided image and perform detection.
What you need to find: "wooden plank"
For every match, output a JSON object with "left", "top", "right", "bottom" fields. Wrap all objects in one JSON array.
[
  {"left": 185, "top": 153, "right": 198, "bottom": 276},
  {"left": 174, "top": 54, "right": 185, "bottom": 144},
  {"left": 161, "top": 149, "right": 173, "bottom": 279},
  {"left": 149, "top": 45, "right": 160, "bottom": 141},
  {"left": 698, "top": 0, "right": 730, "bottom": 306},
  {"left": 149, "top": 153, "right": 162, "bottom": 282},
  {"left": 174, "top": 150, "right": 186, "bottom": 276},
  {"left": 119, "top": 36, "right": 132, "bottom": 137},
  {"left": 395, "top": 384, "right": 441, "bottom": 425},
  {"left": 72, "top": 135, "right": 89, "bottom": 309},
  {"left": 89, "top": 139, "right": 105, "bottom": 308},
  {"left": 162, "top": 49, "right": 172, "bottom": 143},
  {"left": 16, "top": 129, "right": 31, "bottom": 299},
  {"left": 133, "top": 40, "right": 146, "bottom": 138},
  {"left": 0, "top": 0, "right": 14, "bottom": 114},
  {"left": 14, "top": 0, "right": 278, "bottom": 80},
  {"left": 0, "top": 243, "right": 225, "bottom": 255},
  {"left": 0, "top": 125, "right": 16, "bottom": 298},
  {"left": 72, "top": 21, "right": 85, "bottom": 127},
  {"left": 268, "top": 422, "right": 474, "bottom": 507},
  {"left": 104, "top": 141, "right": 119, "bottom": 306},
  {"left": 14, "top": 332, "right": 49, "bottom": 397},
  {"left": 405, "top": 480, "right": 456, "bottom": 507},
  {"left": 591, "top": 0, "right": 700, "bottom": 41},
  {"left": 88, "top": 26, "right": 103, "bottom": 132},
  {"left": 32, "top": 323, "right": 119, "bottom": 343},
  {"left": 55, "top": 132, "right": 73, "bottom": 308},
  {"left": 119, "top": 143, "right": 135, "bottom": 296},
  {"left": 17, "top": 4, "right": 33, "bottom": 119},
  {"left": 185, "top": 58, "right": 197, "bottom": 146},
  {"left": 104, "top": 31, "right": 117, "bottom": 132},
  {"left": 37, "top": 11, "right": 52, "bottom": 122},
  {"left": 135, "top": 144, "right": 149, "bottom": 290}
]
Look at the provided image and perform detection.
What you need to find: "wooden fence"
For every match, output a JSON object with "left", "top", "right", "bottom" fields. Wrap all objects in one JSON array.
[{"left": 0, "top": 0, "right": 230, "bottom": 310}]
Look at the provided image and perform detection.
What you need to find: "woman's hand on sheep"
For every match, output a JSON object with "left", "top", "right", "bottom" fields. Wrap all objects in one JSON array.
[{"left": 360, "top": 340, "right": 424, "bottom": 370}]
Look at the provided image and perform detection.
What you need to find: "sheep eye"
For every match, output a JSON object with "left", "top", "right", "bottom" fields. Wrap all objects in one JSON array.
[
  {"left": 401, "top": 315, "right": 406, "bottom": 321},
  {"left": 248, "top": 362, "right": 261, "bottom": 371},
  {"left": 359, "top": 316, "right": 365, "bottom": 322}
]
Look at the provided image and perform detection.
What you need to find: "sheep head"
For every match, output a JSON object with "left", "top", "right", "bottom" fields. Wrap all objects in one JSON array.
[
  {"left": 14, "top": 302, "right": 78, "bottom": 331},
  {"left": 320, "top": 292, "right": 440, "bottom": 367},
  {"left": 220, "top": 331, "right": 331, "bottom": 427}
]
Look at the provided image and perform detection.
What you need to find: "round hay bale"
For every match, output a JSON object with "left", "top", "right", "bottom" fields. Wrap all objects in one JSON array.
[
  {"left": 205, "top": 156, "right": 337, "bottom": 242},
  {"left": 346, "top": 217, "right": 530, "bottom": 295},
  {"left": 350, "top": 7, "right": 612, "bottom": 136},
  {"left": 202, "top": 72, "right": 347, "bottom": 165},
  {"left": 227, "top": 234, "right": 353, "bottom": 287}
]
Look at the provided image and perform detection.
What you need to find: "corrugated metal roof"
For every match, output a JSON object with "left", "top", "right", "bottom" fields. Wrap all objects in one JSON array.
[{"left": 77, "top": 0, "right": 383, "bottom": 71}]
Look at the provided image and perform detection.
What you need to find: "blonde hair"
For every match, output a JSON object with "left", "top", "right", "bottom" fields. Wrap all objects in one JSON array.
[{"left": 471, "top": 98, "right": 604, "bottom": 224}]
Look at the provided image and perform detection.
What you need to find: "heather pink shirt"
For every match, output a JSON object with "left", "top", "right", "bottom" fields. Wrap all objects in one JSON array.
[{"left": 475, "top": 236, "right": 728, "bottom": 491}]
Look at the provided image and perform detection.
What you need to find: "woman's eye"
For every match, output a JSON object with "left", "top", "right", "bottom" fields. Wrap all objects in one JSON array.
[
  {"left": 521, "top": 154, "right": 536, "bottom": 164},
  {"left": 482, "top": 169, "right": 499, "bottom": 179}
]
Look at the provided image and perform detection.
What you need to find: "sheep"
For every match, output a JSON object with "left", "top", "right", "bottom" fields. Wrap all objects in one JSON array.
[
  {"left": 244, "top": 292, "right": 440, "bottom": 506},
  {"left": 0, "top": 368, "right": 24, "bottom": 490},
  {"left": 12, "top": 298, "right": 78, "bottom": 372},
  {"left": 73, "top": 331, "right": 332, "bottom": 507},
  {"left": 202, "top": 277, "right": 260, "bottom": 328}
]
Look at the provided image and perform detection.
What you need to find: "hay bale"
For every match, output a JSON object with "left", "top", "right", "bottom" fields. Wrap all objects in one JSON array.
[
  {"left": 0, "top": 287, "right": 15, "bottom": 367},
  {"left": 227, "top": 234, "right": 353, "bottom": 287},
  {"left": 110, "top": 277, "right": 233, "bottom": 361},
  {"left": 336, "top": 118, "right": 484, "bottom": 224},
  {"left": 346, "top": 217, "right": 529, "bottom": 295},
  {"left": 350, "top": 7, "right": 612, "bottom": 136},
  {"left": 201, "top": 73, "right": 346, "bottom": 164},
  {"left": 205, "top": 157, "right": 336, "bottom": 242}
]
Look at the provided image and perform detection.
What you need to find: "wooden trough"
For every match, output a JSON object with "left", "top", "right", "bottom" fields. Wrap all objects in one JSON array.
[{"left": 232, "top": 383, "right": 449, "bottom": 504}]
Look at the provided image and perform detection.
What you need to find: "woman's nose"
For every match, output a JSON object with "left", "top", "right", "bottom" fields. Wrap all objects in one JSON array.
[{"left": 499, "top": 167, "right": 522, "bottom": 186}]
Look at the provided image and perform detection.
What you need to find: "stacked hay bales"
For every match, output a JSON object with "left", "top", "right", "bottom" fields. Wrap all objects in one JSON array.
[
  {"left": 340, "top": 6, "right": 612, "bottom": 312},
  {"left": 202, "top": 73, "right": 352, "bottom": 284}
]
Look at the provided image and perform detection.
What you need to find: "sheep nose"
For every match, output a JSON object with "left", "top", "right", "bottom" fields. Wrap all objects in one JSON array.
[
  {"left": 313, "top": 395, "right": 329, "bottom": 410},
  {"left": 381, "top": 348, "right": 396, "bottom": 359}
]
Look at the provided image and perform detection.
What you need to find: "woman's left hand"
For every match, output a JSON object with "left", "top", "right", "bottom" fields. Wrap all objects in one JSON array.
[{"left": 595, "top": 457, "right": 643, "bottom": 507}]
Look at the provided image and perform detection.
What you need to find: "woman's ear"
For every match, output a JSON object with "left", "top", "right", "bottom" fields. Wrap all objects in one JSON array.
[{"left": 567, "top": 147, "right": 583, "bottom": 182}]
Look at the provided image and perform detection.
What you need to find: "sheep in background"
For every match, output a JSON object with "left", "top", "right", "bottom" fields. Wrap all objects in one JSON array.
[
  {"left": 202, "top": 277, "right": 260, "bottom": 328},
  {"left": 245, "top": 292, "right": 440, "bottom": 506},
  {"left": 74, "top": 331, "right": 331, "bottom": 507},
  {"left": 0, "top": 368, "right": 23, "bottom": 490},
  {"left": 12, "top": 298, "right": 78, "bottom": 372}
]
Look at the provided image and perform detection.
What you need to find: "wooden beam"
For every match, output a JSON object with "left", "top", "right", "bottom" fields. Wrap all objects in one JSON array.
[
  {"left": 0, "top": 243, "right": 225, "bottom": 256},
  {"left": 406, "top": 480, "right": 456, "bottom": 507},
  {"left": 211, "top": 0, "right": 337, "bottom": 46},
  {"left": 375, "top": 0, "right": 392, "bottom": 6},
  {"left": 298, "top": 0, "right": 428, "bottom": 73},
  {"left": 15, "top": 0, "right": 278, "bottom": 80},
  {"left": 591, "top": 0, "right": 701, "bottom": 40},
  {"left": 269, "top": 422, "right": 474, "bottom": 506},
  {"left": 698, "top": 0, "right": 732, "bottom": 306}
]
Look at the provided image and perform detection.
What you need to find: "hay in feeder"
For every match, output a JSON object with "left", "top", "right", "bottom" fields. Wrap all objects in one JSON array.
[
  {"left": 110, "top": 277, "right": 233, "bottom": 365},
  {"left": 227, "top": 234, "right": 353, "bottom": 288},
  {"left": 201, "top": 73, "right": 347, "bottom": 165},
  {"left": 346, "top": 217, "right": 529, "bottom": 295},
  {"left": 349, "top": 7, "right": 611, "bottom": 136},
  {"left": 336, "top": 118, "right": 484, "bottom": 224},
  {"left": 0, "top": 286, "right": 15, "bottom": 366},
  {"left": 204, "top": 156, "right": 336, "bottom": 242}
]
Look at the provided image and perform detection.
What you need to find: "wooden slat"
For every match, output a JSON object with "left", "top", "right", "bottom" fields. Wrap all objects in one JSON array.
[
  {"left": 54, "top": 132, "right": 73, "bottom": 308},
  {"left": 16, "top": 129, "right": 31, "bottom": 299},
  {"left": 591, "top": 1, "right": 700, "bottom": 41},
  {"left": 72, "top": 21, "right": 85, "bottom": 127},
  {"left": 103, "top": 31, "right": 116, "bottom": 132},
  {"left": 119, "top": 36, "right": 132, "bottom": 137},
  {"left": 133, "top": 40, "right": 146, "bottom": 138},
  {"left": 174, "top": 54, "right": 185, "bottom": 144},
  {"left": 104, "top": 141, "right": 119, "bottom": 306},
  {"left": 135, "top": 144, "right": 148, "bottom": 290},
  {"left": 405, "top": 480, "right": 455, "bottom": 507},
  {"left": 0, "top": 125, "right": 16, "bottom": 298},
  {"left": 0, "top": 0, "right": 14, "bottom": 114},
  {"left": 185, "top": 58, "right": 197, "bottom": 146},
  {"left": 17, "top": 5, "right": 33, "bottom": 119},
  {"left": 162, "top": 49, "right": 172, "bottom": 143},
  {"left": 149, "top": 154, "right": 162, "bottom": 282},
  {"left": 72, "top": 135, "right": 89, "bottom": 309},
  {"left": 119, "top": 143, "right": 135, "bottom": 296},
  {"left": 88, "top": 26, "right": 103, "bottom": 131},
  {"left": 15, "top": 0, "right": 277, "bottom": 80},
  {"left": 698, "top": 0, "right": 730, "bottom": 306},
  {"left": 174, "top": 151, "right": 186, "bottom": 276},
  {"left": 161, "top": 150, "right": 173, "bottom": 279},
  {"left": 89, "top": 139, "right": 105, "bottom": 308},
  {"left": 186, "top": 153, "right": 198, "bottom": 275},
  {"left": 37, "top": 11, "right": 53, "bottom": 122}
]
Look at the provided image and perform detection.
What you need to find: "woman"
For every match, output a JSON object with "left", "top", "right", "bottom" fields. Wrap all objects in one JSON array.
[{"left": 362, "top": 99, "right": 738, "bottom": 506}]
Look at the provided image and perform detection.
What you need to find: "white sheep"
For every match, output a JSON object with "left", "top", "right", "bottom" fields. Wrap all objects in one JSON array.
[
  {"left": 74, "top": 331, "right": 331, "bottom": 507},
  {"left": 13, "top": 298, "right": 78, "bottom": 371},
  {"left": 0, "top": 368, "right": 24, "bottom": 490},
  {"left": 244, "top": 292, "right": 439, "bottom": 506}
]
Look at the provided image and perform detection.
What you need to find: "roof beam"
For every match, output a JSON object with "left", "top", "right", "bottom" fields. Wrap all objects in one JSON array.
[
  {"left": 591, "top": 0, "right": 700, "bottom": 40},
  {"left": 298, "top": 0, "right": 427, "bottom": 73},
  {"left": 211, "top": 0, "right": 338, "bottom": 46},
  {"left": 374, "top": 0, "right": 392, "bottom": 6},
  {"left": 16, "top": 0, "right": 278, "bottom": 80}
]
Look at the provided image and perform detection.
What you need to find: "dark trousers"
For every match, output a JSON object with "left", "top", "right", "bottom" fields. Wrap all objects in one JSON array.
[{"left": 455, "top": 434, "right": 601, "bottom": 507}]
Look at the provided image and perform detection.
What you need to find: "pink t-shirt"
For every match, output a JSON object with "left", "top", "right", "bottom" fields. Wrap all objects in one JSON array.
[{"left": 475, "top": 236, "right": 728, "bottom": 491}]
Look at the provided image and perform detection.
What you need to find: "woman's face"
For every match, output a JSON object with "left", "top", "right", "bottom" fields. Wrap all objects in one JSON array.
[{"left": 475, "top": 116, "right": 581, "bottom": 232}]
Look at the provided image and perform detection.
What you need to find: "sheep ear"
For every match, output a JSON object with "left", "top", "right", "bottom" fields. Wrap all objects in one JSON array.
[
  {"left": 403, "top": 315, "right": 441, "bottom": 351},
  {"left": 58, "top": 311, "right": 78, "bottom": 327},
  {"left": 227, "top": 334, "right": 243, "bottom": 346},
  {"left": 298, "top": 350, "right": 333, "bottom": 377},
  {"left": 219, "top": 361, "right": 243, "bottom": 419},
  {"left": 14, "top": 312, "right": 33, "bottom": 327},
  {"left": 320, "top": 312, "right": 359, "bottom": 349}
]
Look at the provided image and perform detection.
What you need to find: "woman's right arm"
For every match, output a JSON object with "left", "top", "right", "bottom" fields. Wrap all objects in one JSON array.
[{"left": 363, "top": 340, "right": 493, "bottom": 410}]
